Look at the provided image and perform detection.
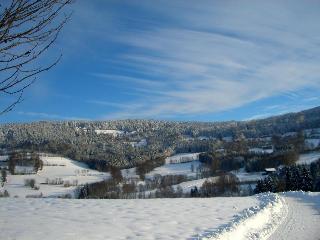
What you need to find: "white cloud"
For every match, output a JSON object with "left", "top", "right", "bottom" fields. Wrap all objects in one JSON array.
[
  {"left": 86, "top": 1, "right": 320, "bottom": 118},
  {"left": 17, "top": 111, "right": 89, "bottom": 121}
]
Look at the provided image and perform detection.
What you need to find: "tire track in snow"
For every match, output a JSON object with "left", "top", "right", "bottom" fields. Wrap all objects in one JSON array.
[{"left": 267, "top": 192, "right": 320, "bottom": 240}]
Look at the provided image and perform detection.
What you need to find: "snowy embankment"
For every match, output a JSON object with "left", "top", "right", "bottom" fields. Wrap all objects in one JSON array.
[{"left": 201, "top": 193, "right": 286, "bottom": 240}]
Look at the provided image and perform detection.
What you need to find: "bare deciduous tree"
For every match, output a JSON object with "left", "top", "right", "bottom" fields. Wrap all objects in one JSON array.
[{"left": 0, "top": 0, "right": 72, "bottom": 114}]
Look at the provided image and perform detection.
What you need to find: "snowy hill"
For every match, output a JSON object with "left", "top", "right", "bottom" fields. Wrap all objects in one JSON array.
[{"left": 1, "top": 155, "right": 109, "bottom": 198}]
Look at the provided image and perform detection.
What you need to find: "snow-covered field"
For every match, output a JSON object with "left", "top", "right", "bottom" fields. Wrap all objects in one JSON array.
[
  {"left": 305, "top": 139, "right": 320, "bottom": 149},
  {"left": 172, "top": 177, "right": 219, "bottom": 193},
  {"left": 0, "top": 195, "right": 259, "bottom": 240},
  {"left": 297, "top": 151, "right": 320, "bottom": 165},
  {"left": 0, "top": 155, "right": 8, "bottom": 161},
  {"left": 232, "top": 168, "right": 265, "bottom": 183},
  {"left": 94, "top": 129, "right": 125, "bottom": 136},
  {"left": 120, "top": 153, "right": 202, "bottom": 180},
  {"left": 1, "top": 192, "right": 318, "bottom": 240},
  {"left": 146, "top": 160, "right": 201, "bottom": 178},
  {"left": 1, "top": 156, "right": 109, "bottom": 198},
  {"left": 165, "top": 152, "right": 201, "bottom": 164}
]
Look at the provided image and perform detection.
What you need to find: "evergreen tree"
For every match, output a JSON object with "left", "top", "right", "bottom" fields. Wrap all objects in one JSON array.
[{"left": 1, "top": 169, "right": 7, "bottom": 186}]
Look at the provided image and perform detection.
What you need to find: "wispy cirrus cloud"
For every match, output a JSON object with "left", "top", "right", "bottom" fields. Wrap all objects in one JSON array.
[
  {"left": 83, "top": 1, "right": 320, "bottom": 119},
  {"left": 17, "top": 111, "right": 90, "bottom": 121}
]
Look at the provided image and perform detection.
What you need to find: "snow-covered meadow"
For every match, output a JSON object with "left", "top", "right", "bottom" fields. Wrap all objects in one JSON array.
[
  {"left": 146, "top": 160, "right": 201, "bottom": 179},
  {"left": 297, "top": 151, "right": 320, "bottom": 165},
  {"left": 120, "top": 153, "right": 203, "bottom": 180},
  {"left": 1, "top": 155, "right": 109, "bottom": 198}
]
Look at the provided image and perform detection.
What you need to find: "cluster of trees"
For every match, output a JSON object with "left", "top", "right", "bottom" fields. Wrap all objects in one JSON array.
[
  {"left": 199, "top": 152, "right": 244, "bottom": 173},
  {"left": 24, "top": 178, "right": 37, "bottom": 189},
  {"left": 7, "top": 152, "right": 43, "bottom": 174},
  {"left": 136, "top": 156, "right": 165, "bottom": 180},
  {"left": 78, "top": 172, "right": 241, "bottom": 199},
  {"left": 271, "top": 131, "right": 305, "bottom": 153},
  {"left": 190, "top": 174, "right": 239, "bottom": 197},
  {"left": 255, "top": 162, "right": 320, "bottom": 194},
  {"left": 245, "top": 151, "right": 298, "bottom": 172},
  {"left": 78, "top": 173, "right": 188, "bottom": 199}
]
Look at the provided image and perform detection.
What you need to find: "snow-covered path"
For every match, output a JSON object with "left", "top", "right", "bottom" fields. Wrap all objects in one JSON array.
[{"left": 268, "top": 192, "right": 320, "bottom": 240}]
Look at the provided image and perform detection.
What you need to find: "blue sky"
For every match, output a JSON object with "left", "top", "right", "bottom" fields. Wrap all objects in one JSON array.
[{"left": 1, "top": 0, "right": 320, "bottom": 123}]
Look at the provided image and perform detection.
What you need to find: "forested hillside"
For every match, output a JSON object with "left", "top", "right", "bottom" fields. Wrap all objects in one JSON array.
[{"left": 0, "top": 106, "right": 319, "bottom": 168}]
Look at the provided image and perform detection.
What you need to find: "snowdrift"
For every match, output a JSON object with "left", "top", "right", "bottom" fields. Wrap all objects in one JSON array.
[{"left": 198, "top": 193, "right": 287, "bottom": 240}]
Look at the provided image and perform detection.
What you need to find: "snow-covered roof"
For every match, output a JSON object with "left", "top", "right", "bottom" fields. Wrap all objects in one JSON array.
[{"left": 265, "top": 168, "right": 276, "bottom": 172}]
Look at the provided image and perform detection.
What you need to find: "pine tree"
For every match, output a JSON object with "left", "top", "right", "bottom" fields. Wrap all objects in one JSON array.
[
  {"left": 1, "top": 169, "right": 7, "bottom": 186},
  {"left": 300, "top": 167, "right": 313, "bottom": 191}
]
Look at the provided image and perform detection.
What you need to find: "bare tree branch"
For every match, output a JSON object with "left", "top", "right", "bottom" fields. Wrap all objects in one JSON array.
[{"left": 0, "top": 0, "right": 73, "bottom": 115}]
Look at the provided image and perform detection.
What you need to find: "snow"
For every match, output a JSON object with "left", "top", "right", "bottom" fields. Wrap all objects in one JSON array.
[
  {"left": 234, "top": 151, "right": 320, "bottom": 183},
  {"left": 282, "top": 132, "right": 297, "bottom": 137},
  {"left": 146, "top": 160, "right": 201, "bottom": 178},
  {"left": 204, "top": 193, "right": 286, "bottom": 240},
  {"left": 0, "top": 196, "right": 259, "bottom": 240},
  {"left": 94, "top": 129, "right": 124, "bottom": 136},
  {"left": 172, "top": 177, "right": 219, "bottom": 193},
  {"left": 304, "top": 128, "right": 320, "bottom": 137},
  {"left": 232, "top": 168, "right": 265, "bottom": 183},
  {"left": 14, "top": 166, "right": 35, "bottom": 174},
  {"left": 121, "top": 167, "right": 138, "bottom": 179},
  {"left": 296, "top": 151, "right": 320, "bottom": 165},
  {"left": 165, "top": 152, "right": 201, "bottom": 164},
  {"left": 265, "top": 168, "right": 276, "bottom": 172},
  {"left": 249, "top": 147, "right": 273, "bottom": 154},
  {"left": 222, "top": 136, "right": 233, "bottom": 142},
  {"left": 305, "top": 139, "right": 320, "bottom": 149},
  {"left": 198, "top": 136, "right": 211, "bottom": 140},
  {"left": 0, "top": 155, "right": 8, "bottom": 161},
  {"left": 130, "top": 139, "right": 147, "bottom": 147},
  {"left": 189, "top": 192, "right": 320, "bottom": 240},
  {"left": 268, "top": 191, "right": 320, "bottom": 240},
  {"left": 1, "top": 156, "right": 110, "bottom": 198},
  {"left": 0, "top": 190, "right": 319, "bottom": 240}
]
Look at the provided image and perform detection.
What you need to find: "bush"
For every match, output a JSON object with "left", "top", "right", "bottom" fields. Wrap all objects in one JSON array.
[
  {"left": 45, "top": 178, "right": 64, "bottom": 185},
  {"left": 1, "top": 169, "right": 7, "bottom": 186},
  {"left": 24, "top": 178, "right": 36, "bottom": 188},
  {"left": 57, "top": 193, "right": 72, "bottom": 199},
  {"left": 0, "top": 190, "right": 9, "bottom": 197},
  {"left": 63, "top": 179, "right": 78, "bottom": 187}
]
